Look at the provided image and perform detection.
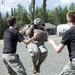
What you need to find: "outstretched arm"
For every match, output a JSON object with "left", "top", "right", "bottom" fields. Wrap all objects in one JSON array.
[{"left": 48, "top": 38, "right": 65, "bottom": 53}]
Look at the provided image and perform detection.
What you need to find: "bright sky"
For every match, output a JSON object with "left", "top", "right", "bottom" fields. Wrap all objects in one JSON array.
[{"left": 0, "top": 0, "right": 75, "bottom": 14}]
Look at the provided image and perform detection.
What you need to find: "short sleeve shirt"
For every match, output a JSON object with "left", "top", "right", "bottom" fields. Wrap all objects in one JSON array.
[
  {"left": 61, "top": 26, "right": 75, "bottom": 59},
  {"left": 3, "top": 29, "right": 25, "bottom": 54}
]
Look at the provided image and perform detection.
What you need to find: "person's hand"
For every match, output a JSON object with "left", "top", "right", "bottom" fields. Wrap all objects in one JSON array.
[
  {"left": 19, "top": 25, "right": 29, "bottom": 35},
  {"left": 30, "top": 25, "right": 34, "bottom": 28},
  {"left": 48, "top": 37, "right": 55, "bottom": 45},
  {"left": 19, "top": 30, "right": 24, "bottom": 34}
]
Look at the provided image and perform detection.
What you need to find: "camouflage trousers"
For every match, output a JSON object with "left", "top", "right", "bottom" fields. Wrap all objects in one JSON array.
[
  {"left": 59, "top": 58, "right": 75, "bottom": 75},
  {"left": 27, "top": 43, "right": 48, "bottom": 66},
  {"left": 2, "top": 54, "right": 27, "bottom": 75}
]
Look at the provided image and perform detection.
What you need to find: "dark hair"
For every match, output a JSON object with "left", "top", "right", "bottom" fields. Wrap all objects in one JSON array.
[
  {"left": 67, "top": 11, "right": 75, "bottom": 24},
  {"left": 7, "top": 16, "right": 16, "bottom": 26},
  {"left": 42, "top": 23, "right": 45, "bottom": 27}
]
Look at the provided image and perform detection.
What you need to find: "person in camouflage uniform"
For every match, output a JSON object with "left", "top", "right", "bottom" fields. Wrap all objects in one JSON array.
[{"left": 26, "top": 18, "right": 48, "bottom": 74}]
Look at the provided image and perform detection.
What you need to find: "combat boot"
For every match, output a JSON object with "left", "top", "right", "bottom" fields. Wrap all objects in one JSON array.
[
  {"left": 36, "top": 65, "right": 40, "bottom": 73},
  {"left": 32, "top": 65, "right": 37, "bottom": 74}
]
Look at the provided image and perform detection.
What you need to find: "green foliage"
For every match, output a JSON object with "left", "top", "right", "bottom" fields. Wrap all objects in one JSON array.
[
  {"left": 35, "top": 6, "right": 43, "bottom": 19},
  {"left": 0, "top": 3, "right": 75, "bottom": 39},
  {"left": 47, "top": 10, "right": 54, "bottom": 24},
  {"left": 0, "top": 12, "right": 3, "bottom": 39},
  {"left": 69, "top": 3, "right": 75, "bottom": 11},
  {"left": 62, "top": 6, "right": 68, "bottom": 23},
  {"left": 13, "top": 4, "right": 29, "bottom": 29}
]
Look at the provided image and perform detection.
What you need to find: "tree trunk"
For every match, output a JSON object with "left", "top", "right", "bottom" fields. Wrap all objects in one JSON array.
[
  {"left": 31, "top": 0, "right": 35, "bottom": 21},
  {"left": 43, "top": 0, "right": 47, "bottom": 22}
]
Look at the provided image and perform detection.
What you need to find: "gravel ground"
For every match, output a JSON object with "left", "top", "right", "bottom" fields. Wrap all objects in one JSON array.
[{"left": 0, "top": 35, "right": 69, "bottom": 75}]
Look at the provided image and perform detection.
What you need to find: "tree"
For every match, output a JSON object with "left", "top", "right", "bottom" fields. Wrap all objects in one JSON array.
[
  {"left": 69, "top": 3, "right": 75, "bottom": 11},
  {"left": 35, "top": 6, "right": 43, "bottom": 19},
  {"left": 11, "top": 7, "right": 14, "bottom": 16},
  {"left": 0, "top": 12, "right": 3, "bottom": 39},
  {"left": 1, "top": 2, "right": 73, "bottom": 39},
  {"left": 31, "top": 0, "right": 35, "bottom": 21},
  {"left": 28, "top": 2, "right": 33, "bottom": 21},
  {"left": 43, "top": 0, "right": 47, "bottom": 22},
  {"left": 0, "top": 11, "right": 9, "bottom": 39},
  {"left": 53, "top": 8, "right": 59, "bottom": 25},
  {"left": 57, "top": 6, "right": 63, "bottom": 24},
  {"left": 23, "top": 10, "right": 30, "bottom": 24},
  {"left": 14, "top": 4, "right": 29, "bottom": 29},
  {"left": 3, "top": 11, "right": 9, "bottom": 30},
  {"left": 13, "top": 8, "right": 17, "bottom": 16},
  {"left": 47, "top": 10, "right": 54, "bottom": 24},
  {"left": 62, "top": 6, "right": 68, "bottom": 24}
]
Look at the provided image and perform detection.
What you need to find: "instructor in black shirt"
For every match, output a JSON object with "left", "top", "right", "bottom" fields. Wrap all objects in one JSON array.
[
  {"left": 2, "top": 16, "right": 40, "bottom": 75},
  {"left": 48, "top": 11, "right": 75, "bottom": 75}
]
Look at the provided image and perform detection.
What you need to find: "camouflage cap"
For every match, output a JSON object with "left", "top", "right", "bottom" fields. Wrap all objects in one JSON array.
[{"left": 33, "top": 18, "right": 44, "bottom": 26}]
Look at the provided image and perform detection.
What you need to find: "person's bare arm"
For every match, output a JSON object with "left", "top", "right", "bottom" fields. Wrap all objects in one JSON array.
[
  {"left": 19, "top": 25, "right": 34, "bottom": 36},
  {"left": 48, "top": 39, "right": 65, "bottom": 53},
  {"left": 23, "top": 32, "right": 40, "bottom": 44},
  {"left": 26, "top": 25, "right": 34, "bottom": 35},
  {"left": 19, "top": 27, "right": 27, "bottom": 35}
]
